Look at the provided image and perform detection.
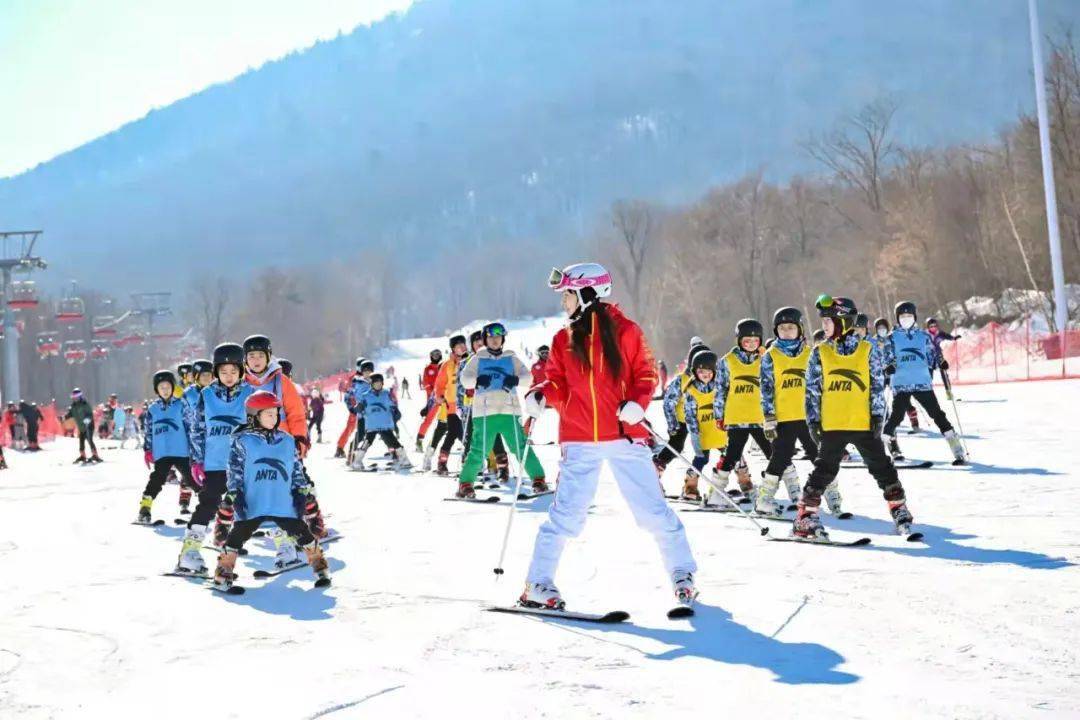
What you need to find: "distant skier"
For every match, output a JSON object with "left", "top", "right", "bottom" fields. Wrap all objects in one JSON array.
[
  {"left": 335, "top": 357, "right": 366, "bottom": 458},
  {"left": 351, "top": 373, "right": 411, "bottom": 471},
  {"left": 413, "top": 349, "right": 443, "bottom": 450},
  {"left": 307, "top": 387, "right": 326, "bottom": 443},
  {"left": 522, "top": 262, "right": 697, "bottom": 611},
  {"left": 18, "top": 400, "right": 43, "bottom": 451},
  {"left": 65, "top": 388, "right": 102, "bottom": 464}
]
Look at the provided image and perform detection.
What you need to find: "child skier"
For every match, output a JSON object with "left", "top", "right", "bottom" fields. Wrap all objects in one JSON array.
[
  {"left": 242, "top": 335, "right": 309, "bottom": 457},
  {"left": 432, "top": 335, "right": 469, "bottom": 475},
  {"left": 175, "top": 363, "right": 195, "bottom": 399},
  {"left": 758, "top": 307, "right": 841, "bottom": 516},
  {"left": 681, "top": 349, "right": 727, "bottom": 501},
  {"left": 308, "top": 387, "right": 326, "bottom": 443},
  {"left": 704, "top": 320, "right": 772, "bottom": 506},
  {"left": 136, "top": 370, "right": 196, "bottom": 523},
  {"left": 173, "top": 343, "right": 253, "bottom": 575},
  {"left": 65, "top": 388, "right": 102, "bottom": 464},
  {"left": 183, "top": 359, "right": 214, "bottom": 408},
  {"left": 345, "top": 358, "right": 374, "bottom": 465},
  {"left": 414, "top": 349, "right": 444, "bottom": 451},
  {"left": 335, "top": 357, "right": 366, "bottom": 458},
  {"left": 351, "top": 373, "right": 411, "bottom": 471},
  {"left": 796, "top": 295, "right": 914, "bottom": 539},
  {"left": 458, "top": 322, "right": 546, "bottom": 498},
  {"left": 654, "top": 338, "right": 708, "bottom": 477},
  {"left": 461, "top": 329, "right": 509, "bottom": 486},
  {"left": 882, "top": 301, "right": 966, "bottom": 465},
  {"left": 210, "top": 391, "right": 330, "bottom": 591}
]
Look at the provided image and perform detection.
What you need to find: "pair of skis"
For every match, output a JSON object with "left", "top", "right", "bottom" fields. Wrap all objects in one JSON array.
[{"left": 487, "top": 605, "right": 693, "bottom": 624}]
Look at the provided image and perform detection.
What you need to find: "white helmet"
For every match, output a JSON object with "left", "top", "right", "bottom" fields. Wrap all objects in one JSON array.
[{"left": 547, "top": 263, "right": 613, "bottom": 307}]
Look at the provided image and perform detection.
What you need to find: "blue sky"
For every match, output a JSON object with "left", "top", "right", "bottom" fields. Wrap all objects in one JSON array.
[{"left": 0, "top": 0, "right": 414, "bottom": 178}]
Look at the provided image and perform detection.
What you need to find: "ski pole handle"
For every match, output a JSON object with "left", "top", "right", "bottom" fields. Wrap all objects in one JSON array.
[{"left": 642, "top": 420, "right": 769, "bottom": 536}]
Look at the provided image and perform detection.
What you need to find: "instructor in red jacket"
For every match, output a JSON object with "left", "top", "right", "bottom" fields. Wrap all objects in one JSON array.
[{"left": 518, "top": 262, "right": 698, "bottom": 612}]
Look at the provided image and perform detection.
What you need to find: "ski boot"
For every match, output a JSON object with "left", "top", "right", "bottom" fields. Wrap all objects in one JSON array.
[
  {"left": 350, "top": 440, "right": 370, "bottom": 470},
  {"left": 435, "top": 451, "right": 450, "bottom": 476},
  {"left": 672, "top": 571, "right": 698, "bottom": 606},
  {"left": 754, "top": 473, "right": 782, "bottom": 516},
  {"left": 213, "top": 550, "right": 239, "bottom": 590},
  {"left": 421, "top": 446, "right": 435, "bottom": 472},
  {"left": 906, "top": 407, "right": 920, "bottom": 434},
  {"left": 136, "top": 494, "right": 154, "bottom": 524},
  {"left": 781, "top": 465, "right": 802, "bottom": 507},
  {"left": 175, "top": 525, "right": 208, "bottom": 575},
  {"left": 735, "top": 457, "right": 752, "bottom": 502},
  {"left": 945, "top": 430, "right": 967, "bottom": 466},
  {"left": 455, "top": 481, "right": 476, "bottom": 499},
  {"left": 415, "top": 437, "right": 425, "bottom": 453},
  {"left": 333, "top": 447, "right": 345, "bottom": 459},
  {"left": 392, "top": 447, "right": 413, "bottom": 472},
  {"left": 496, "top": 453, "right": 510, "bottom": 484},
  {"left": 823, "top": 481, "right": 844, "bottom": 516},
  {"left": 702, "top": 469, "right": 730, "bottom": 508},
  {"left": 89, "top": 454, "right": 103, "bottom": 464},
  {"left": 178, "top": 486, "right": 193, "bottom": 515},
  {"left": 302, "top": 543, "right": 331, "bottom": 588},
  {"left": 531, "top": 477, "right": 549, "bottom": 494},
  {"left": 271, "top": 530, "right": 302, "bottom": 570},
  {"left": 793, "top": 490, "right": 827, "bottom": 539},
  {"left": 680, "top": 472, "right": 701, "bottom": 502},
  {"left": 885, "top": 433, "right": 904, "bottom": 461},
  {"left": 884, "top": 484, "right": 914, "bottom": 535},
  {"left": 74, "top": 454, "right": 87, "bottom": 465},
  {"left": 519, "top": 581, "right": 564, "bottom": 610}
]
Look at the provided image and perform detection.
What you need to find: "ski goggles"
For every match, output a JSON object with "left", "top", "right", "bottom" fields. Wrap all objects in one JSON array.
[{"left": 547, "top": 267, "right": 611, "bottom": 292}]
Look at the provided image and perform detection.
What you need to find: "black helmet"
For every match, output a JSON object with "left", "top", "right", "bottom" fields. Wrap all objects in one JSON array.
[
  {"left": 176, "top": 362, "right": 193, "bottom": 377},
  {"left": 279, "top": 358, "right": 293, "bottom": 377},
  {"left": 812, "top": 328, "right": 827, "bottom": 342},
  {"left": 816, "top": 295, "right": 858, "bottom": 337},
  {"left": 894, "top": 301, "right": 918, "bottom": 322},
  {"left": 449, "top": 334, "right": 467, "bottom": 350},
  {"left": 192, "top": 359, "right": 213, "bottom": 375},
  {"left": 359, "top": 359, "right": 375, "bottom": 374},
  {"left": 735, "top": 318, "right": 764, "bottom": 340},
  {"left": 686, "top": 336, "right": 709, "bottom": 364},
  {"left": 369, "top": 373, "right": 384, "bottom": 386},
  {"left": 355, "top": 356, "right": 367, "bottom": 371},
  {"left": 213, "top": 343, "right": 245, "bottom": 375},
  {"left": 152, "top": 369, "right": 177, "bottom": 392},
  {"left": 429, "top": 349, "right": 443, "bottom": 363},
  {"left": 772, "top": 307, "right": 803, "bottom": 336},
  {"left": 243, "top": 334, "right": 272, "bottom": 357},
  {"left": 690, "top": 349, "right": 718, "bottom": 372},
  {"left": 874, "top": 317, "right": 890, "bottom": 332},
  {"left": 469, "top": 330, "right": 483, "bottom": 348},
  {"left": 926, "top": 316, "right": 939, "bottom": 327},
  {"left": 855, "top": 313, "right": 869, "bottom": 329},
  {"left": 538, "top": 344, "right": 550, "bottom": 355},
  {"left": 482, "top": 322, "right": 507, "bottom": 342}
]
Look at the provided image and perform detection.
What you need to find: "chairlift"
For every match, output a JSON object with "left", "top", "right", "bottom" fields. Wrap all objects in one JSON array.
[
  {"left": 63, "top": 339, "right": 87, "bottom": 364},
  {"left": 36, "top": 331, "right": 61, "bottom": 357},
  {"left": 90, "top": 342, "right": 109, "bottom": 361},
  {"left": 56, "top": 297, "right": 86, "bottom": 324},
  {"left": 8, "top": 280, "right": 40, "bottom": 310},
  {"left": 92, "top": 316, "right": 118, "bottom": 338}
]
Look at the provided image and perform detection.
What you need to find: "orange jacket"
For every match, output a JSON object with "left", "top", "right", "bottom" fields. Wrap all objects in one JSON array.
[
  {"left": 539, "top": 303, "right": 658, "bottom": 443},
  {"left": 432, "top": 355, "right": 463, "bottom": 414},
  {"left": 245, "top": 363, "right": 308, "bottom": 440}
]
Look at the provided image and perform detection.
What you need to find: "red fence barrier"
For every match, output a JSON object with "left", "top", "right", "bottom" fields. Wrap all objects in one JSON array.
[{"left": 940, "top": 319, "right": 1080, "bottom": 384}]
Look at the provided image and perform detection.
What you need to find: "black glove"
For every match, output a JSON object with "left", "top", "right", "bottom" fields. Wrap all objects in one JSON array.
[
  {"left": 870, "top": 416, "right": 883, "bottom": 437},
  {"left": 476, "top": 374, "right": 492, "bottom": 389},
  {"left": 938, "top": 360, "right": 949, "bottom": 371},
  {"left": 885, "top": 364, "right": 896, "bottom": 376},
  {"left": 808, "top": 422, "right": 822, "bottom": 446},
  {"left": 504, "top": 375, "right": 519, "bottom": 390},
  {"left": 392, "top": 407, "right": 401, "bottom": 422}
]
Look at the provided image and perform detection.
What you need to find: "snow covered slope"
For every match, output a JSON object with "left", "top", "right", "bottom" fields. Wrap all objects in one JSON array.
[{"left": 1, "top": 318, "right": 1078, "bottom": 718}]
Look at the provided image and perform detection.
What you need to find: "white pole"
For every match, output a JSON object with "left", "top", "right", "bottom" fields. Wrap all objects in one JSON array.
[{"left": 1028, "top": 0, "right": 1070, "bottom": 354}]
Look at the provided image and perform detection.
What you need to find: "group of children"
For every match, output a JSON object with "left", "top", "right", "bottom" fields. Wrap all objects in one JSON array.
[
  {"left": 136, "top": 335, "right": 332, "bottom": 591},
  {"left": 658, "top": 296, "right": 965, "bottom": 539}
]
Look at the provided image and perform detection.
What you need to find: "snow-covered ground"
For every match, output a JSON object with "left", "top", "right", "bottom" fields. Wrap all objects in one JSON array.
[{"left": 2, "top": 318, "right": 1079, "bottom": 719}]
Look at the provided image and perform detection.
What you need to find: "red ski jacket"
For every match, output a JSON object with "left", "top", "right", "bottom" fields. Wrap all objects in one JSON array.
[
  {"left": 530, "top": 358, "right": 547, "bottom": 386},
  {"left": 421, "top": 362, "right": 440, "bottom": 397},
  {"left": 538, "top": 304, "right": 658, "bottom": 443}
]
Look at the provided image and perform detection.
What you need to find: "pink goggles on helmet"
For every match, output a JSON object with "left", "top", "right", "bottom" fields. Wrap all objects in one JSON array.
[{"left": 547, "top": 267, "right": 612, "bottom": 292}]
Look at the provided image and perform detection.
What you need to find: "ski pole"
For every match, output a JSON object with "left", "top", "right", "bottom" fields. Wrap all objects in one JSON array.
[
  {"left": 940, "top": 370, "right": 970, "bottom": 457},
  {"left": 642, "top": 421, "right": 769, "bottom": 536},
  {"left": 493, "top": 412, "right": 537, "bottom": 578}
]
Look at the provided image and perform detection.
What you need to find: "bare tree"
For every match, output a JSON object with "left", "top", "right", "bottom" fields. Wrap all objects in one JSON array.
[
  {"left": 609, "top": 200, "right": 658, "bottom": 315},
  {"left": 190, "top": 276, "right": 230, "bottom": 355}
]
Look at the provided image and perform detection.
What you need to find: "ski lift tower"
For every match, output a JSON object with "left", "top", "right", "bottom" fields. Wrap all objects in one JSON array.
[
  {"left": 0, "top": 231, "right": 47, "bottom": 404},
  {"left": 130, "top": 291, "right": 172, "bottom": 375}
]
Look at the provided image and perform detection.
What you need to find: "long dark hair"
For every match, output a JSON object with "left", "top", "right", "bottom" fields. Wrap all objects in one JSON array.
[{"left": 570, "top": 300, "right": 623, "bottom": 378}]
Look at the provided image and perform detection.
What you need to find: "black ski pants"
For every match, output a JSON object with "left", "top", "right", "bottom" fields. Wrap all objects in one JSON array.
[
  {"left": 189, "top": 470, "right": 227, "bottom": 528},
  {"left": 719, "top": 427, "right": 772, "bottom": 472},
  {"left": 884, "top": 390, "right": 952, "bottom": 436},
  {"left": 766, "top": 420, "right": 818, "bottom": 477},
  {"left": 143, "top": 457, "right": 193, "bottom": 498},
  {"left": 654, "top": 422, "right": 688, "bottom": 469},
  {"left": 806, "top": 430, "right": 900, "bottom": 498},
  {"left": 363, "top": 430, "right": 403, "bottom": 451},
  {"left": 439, "top": 413, "right": 463, "bottom": 454},
  {"left": 78, "top": 428, "right": 98, "bottom": 456}
]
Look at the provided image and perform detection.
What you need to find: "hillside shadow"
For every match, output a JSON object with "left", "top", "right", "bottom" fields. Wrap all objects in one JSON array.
[
  {"left": 552, "top": 602, "right": 859, "bottom": 685},
  {"left": 824, "top": 515, "right": 1073, "bottom": 570}
]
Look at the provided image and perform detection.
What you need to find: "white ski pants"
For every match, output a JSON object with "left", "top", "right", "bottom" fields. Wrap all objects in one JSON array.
[{"left": 526, "top": 439, "right": 697, "bottom": 585}]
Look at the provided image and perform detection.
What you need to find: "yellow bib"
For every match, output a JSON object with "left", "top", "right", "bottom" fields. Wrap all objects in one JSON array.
[
  {"left": 723, "top": 352, "right": 764, "bottom": 425},
  {"left": 819, "top": 341, "right": 872, "bottom": 431},
  {"left": 686, "top": 383, "right": 728, "bottom": 450},
  {"left": 674, "top": 373, "right": 692, "bottom": 423},
  {"left": 767, "top": 345, "right": 810, "bottom": 422}
]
